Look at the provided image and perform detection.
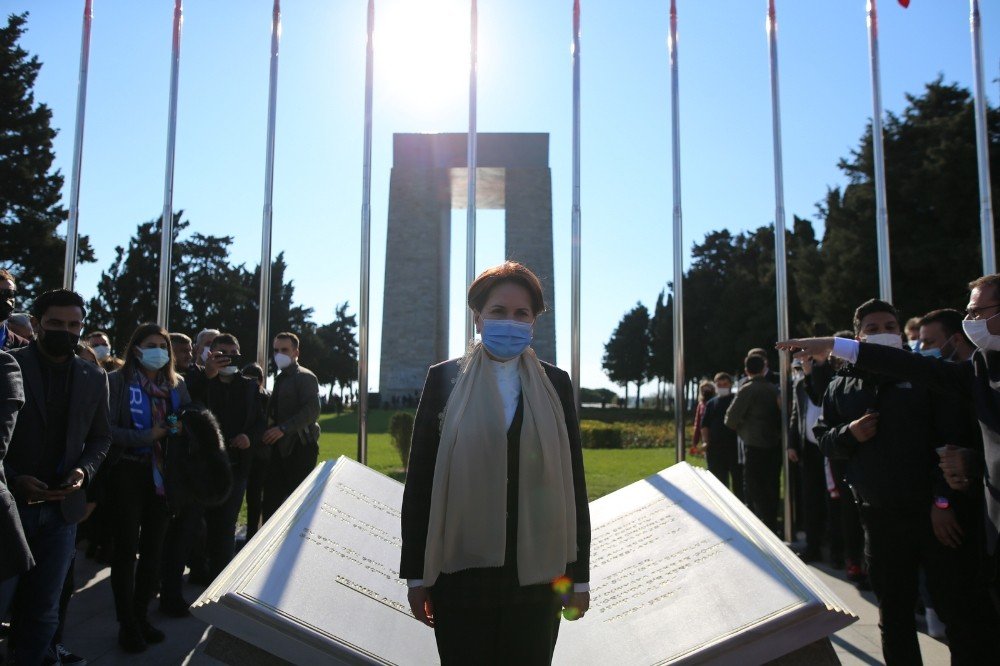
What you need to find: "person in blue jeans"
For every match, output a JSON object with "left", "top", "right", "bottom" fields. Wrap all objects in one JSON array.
[{"left": 0, "top": 289, "right": 111, "bottom": 665}]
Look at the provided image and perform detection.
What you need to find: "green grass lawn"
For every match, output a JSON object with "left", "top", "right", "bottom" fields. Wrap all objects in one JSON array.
[{"left": 240, "top": 410, "right": 705, "bottom": 525}]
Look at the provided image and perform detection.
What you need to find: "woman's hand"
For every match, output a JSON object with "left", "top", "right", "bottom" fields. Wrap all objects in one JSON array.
[
  {"left": 562, "top": 591, "right": 590, "bottom": 621},
  {"left": 407, "top": 586, "right": 435, "bottom": 627},
  {"left": 150, "top": 425, "right": 169, "bottom": 441}
]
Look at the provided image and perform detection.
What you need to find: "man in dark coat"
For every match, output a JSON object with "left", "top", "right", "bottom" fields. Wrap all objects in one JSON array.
[
  {"left": 261, "top": 332, "right": 320, "bottom": 521},
  {"left": 0, "top": 350, "right": 32, "bottom": 582},
  {"left": 779, "top": 281, "right": 1000, "bottom": 664},
  {"left": 0, "top": 290, "right": 111, "bottom": 665},
  {"left": 0, "top": 269, "right": 29, "bottom": 352}
]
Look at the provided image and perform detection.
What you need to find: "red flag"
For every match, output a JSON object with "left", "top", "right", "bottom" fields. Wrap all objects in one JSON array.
[{"left": 898, "top": 0, "right": 910, "bottom": 7}]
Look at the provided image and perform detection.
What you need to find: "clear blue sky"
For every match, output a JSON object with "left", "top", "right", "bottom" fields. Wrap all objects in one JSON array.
[{"left": 7, "top": 0, "right": 999, "bottom": 393}]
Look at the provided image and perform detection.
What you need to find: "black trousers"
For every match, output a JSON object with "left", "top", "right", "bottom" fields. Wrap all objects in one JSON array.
[
  {"left": 432, "top": 594, "right": 562, "bottom": 666},
  {"left": 261, "top": 440, "right": 318, "bottom": 523},
  {"left": 798, "top": 443, "right": 827, "bottom": 553},
  {"left": 744, "top": 446, "right": 782, "bottom": 534},
  {"left": 245, "top": 455, "right": 268, "bottom": 541},
  {"left": 707, "top": 445, "right": 743, "bottom": 502},
  {"left": 109, "top": 459, "right": 170, "bottom": 626},
  {"left": 860, "top": 504, "right": 1000, "bottom": 666}
]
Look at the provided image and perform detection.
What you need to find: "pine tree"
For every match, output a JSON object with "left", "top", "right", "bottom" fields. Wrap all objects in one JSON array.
[{"left": 0, "top": 13, "right": 94, "bottom": 302}]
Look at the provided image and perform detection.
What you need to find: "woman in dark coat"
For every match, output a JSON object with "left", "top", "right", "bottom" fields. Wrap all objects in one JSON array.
[
  {"left": 107, "top": 323, "right": 190, "bottom": 653},
  {"left": 400, "top": 262, "right": 591, "bottom": 666}
]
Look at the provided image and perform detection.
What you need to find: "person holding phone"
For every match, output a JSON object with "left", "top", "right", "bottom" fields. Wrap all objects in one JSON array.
[
  {"left": 106, "top": 322, "right": 190, "bottom": 653},
  {"left": 0, "top": 290, "right": 111, "bottom": 665}
]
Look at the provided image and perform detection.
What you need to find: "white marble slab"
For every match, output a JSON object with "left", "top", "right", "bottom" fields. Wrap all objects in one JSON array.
[{"left": 193, "top": 458, "right": 855, "bottom": 665}]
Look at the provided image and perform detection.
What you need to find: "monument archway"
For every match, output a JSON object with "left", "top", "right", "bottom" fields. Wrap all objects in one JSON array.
[{"left": 379, "top": 133, "right": 555, "bottom": 402}]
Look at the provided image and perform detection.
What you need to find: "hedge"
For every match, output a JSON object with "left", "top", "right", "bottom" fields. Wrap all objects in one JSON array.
[{"left": 579, "top": 420, "right": 676, "bottom": 449}]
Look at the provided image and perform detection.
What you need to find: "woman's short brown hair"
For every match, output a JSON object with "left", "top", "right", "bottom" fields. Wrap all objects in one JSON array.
[{"left": 467, "top": 261, "right": 546, "bottom": 316}]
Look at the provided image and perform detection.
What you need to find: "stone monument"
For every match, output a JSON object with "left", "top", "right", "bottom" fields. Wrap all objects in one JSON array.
[
  {"left": 379, "top": 133, "right": 556, "bottom": 403},
  {"left": 192, "top": 458, "right": 856, "bottom": 665}
]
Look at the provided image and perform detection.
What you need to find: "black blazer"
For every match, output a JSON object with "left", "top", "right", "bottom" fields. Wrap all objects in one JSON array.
[
  {"left": 0, "top": 350, "right": 33, "bottom": 581},
  {"left": 400, "top": 357, "right": 591, "bottom": 586},
  {"left": 5, "top": 344, "right": 111, "bottom": 524},
  {"left": 854, "top": 343, "right": 1000, "bottom": 553}
]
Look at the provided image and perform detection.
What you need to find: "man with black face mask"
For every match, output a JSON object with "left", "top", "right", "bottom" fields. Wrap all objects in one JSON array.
[
  {"left": 0, "top": 289, "right": 111, "bottom": 665},
  {"left": 0, "top": 269, "right": 29, "bottom": 352}
]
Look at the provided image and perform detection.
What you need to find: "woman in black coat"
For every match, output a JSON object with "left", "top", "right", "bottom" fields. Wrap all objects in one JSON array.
[{"left": 400, "top": 262, "right": 591, "bottom": 666}]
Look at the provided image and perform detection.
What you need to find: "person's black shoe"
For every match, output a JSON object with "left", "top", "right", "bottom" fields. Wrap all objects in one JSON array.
[
  {"left": 797, "top": 548, "right": 822, "bottom": 564},
  {"left": 118, "top": 624, "right": 148, "bottom": 653},
  {"left": 55, "top": 643, "right": 88, "bottom": 665},
  {"left": 187, "top": 570, "right": 212, "bottom": 586},
  {"left": 159, "top": 597, "right": 191, "bottom": 618},
  {"left": 138, "top": 619, "right": 165, "bottom": 644}
]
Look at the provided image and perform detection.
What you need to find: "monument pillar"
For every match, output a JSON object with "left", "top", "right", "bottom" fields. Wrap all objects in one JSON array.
[
  {"left": 505, "top": 167, "right": 555, "bottom": 363},
  {"left": 380, "top": 166, "right": 451, "bottom": 403}
]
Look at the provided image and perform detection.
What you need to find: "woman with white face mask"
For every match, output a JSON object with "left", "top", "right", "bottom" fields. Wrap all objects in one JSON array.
[
  {"left": 105, "top": 323, "right": 191, "bottom": 653},
  {"left": 400, "top": 261, "right": 591, "bottom": 665}
]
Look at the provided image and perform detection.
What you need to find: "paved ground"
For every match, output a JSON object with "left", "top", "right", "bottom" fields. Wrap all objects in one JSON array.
[{"left": 2, "top": 547, "right": 950, "bottom": 665}]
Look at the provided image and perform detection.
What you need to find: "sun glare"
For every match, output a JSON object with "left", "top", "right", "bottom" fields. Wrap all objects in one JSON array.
[{"left": 376, "top": 0, "right": 471, "bottom": 114}]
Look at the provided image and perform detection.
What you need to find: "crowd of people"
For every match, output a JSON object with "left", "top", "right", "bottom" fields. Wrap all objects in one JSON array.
[
  {"left": 692, "top": 277, "right": 1000, "bottom": 665},
  {"left": 0, "top": 268, "right": 321, "bottom": 665}
]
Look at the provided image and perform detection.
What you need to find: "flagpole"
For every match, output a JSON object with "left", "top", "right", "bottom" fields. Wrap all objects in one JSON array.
[
  {"left": 970, "top": 0, "right": 996, "bottom": 274},
  {"left": 866, "top": 0, "right": 892, "bottom": 301},
  {"left": 465, "top": 0, "right": 478, "bottom": 345},
  {"left": 767, "top": 0, "right": 793, "bottom": 543},
  {"left": 669, "top": 0, "right": 686, "bottom": 463},
  {"left": 257, "top": 0, "right": 281, "bottom": 373},
  {"left": 358, "top": 0, "right": 375, "bottom": 465},
  {"left": 157, "top": 0, "right": 183, "bottom": 327},
  {"left": 63, "top": 0, "right": 94, "bottom": 291},
  {"left": 571, "top": 0, "right": 582, "bottom": 406}
]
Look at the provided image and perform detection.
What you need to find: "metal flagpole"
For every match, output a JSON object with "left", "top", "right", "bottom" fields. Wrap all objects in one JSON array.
[
  {"left": 63, "top": 0, "right": 94, "bottom": 291},
  {"left": 970, "top": 0, "right": 996, "bottom": 274},
  {"left": 866, "top": 0, "right": 892, "bottom": 301},
  {"left": 157, "top": 0, "right": 183, "bottom": 327},
  {"left": 571, "top": 0, "right": 582, "bottom": 406},
  {"left": 465, "top": 0, "right": 478, "bottom": 345},
  {"left": 767, "top": 0, "right": 793, "bottom": 543},
  {"left": 257, "top": 0, "right": 281, "bottom": 372},
  {"left": 669, "top": 0, "right": 686, "bottom": 463},
  {"left": 358, "top": 0, "right": 375, "bottom": 465}
]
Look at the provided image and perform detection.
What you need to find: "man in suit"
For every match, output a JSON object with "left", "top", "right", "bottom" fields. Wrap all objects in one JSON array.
[
  {"left": 0, "top": 270, "right": 29, "bottom": 352},
  {"left": 0, "top": 350, "right": 32, "bottom": 584},
  {"left": 0, "top": 289, "right": 111, "bottom": 665},
  {"left": 261, "top": 332, "right": 320, "bottom": 521}
]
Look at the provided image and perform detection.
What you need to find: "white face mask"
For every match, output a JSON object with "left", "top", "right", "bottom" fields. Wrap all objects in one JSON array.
[
  {"left": 274, "top": 352, "right": 293, "bottom": 370},
  {"left": 218, "top": 365, "right": 239, "bottom": 376},
  {"left": 92, "top": 344, "right": 111, "bottom": 361},
  {"left": 716, "top": 387, "right": 731, "bottom": 397},
  {"left": 862, "top": 333, "right": 904, "bottom": 349},
  {"left": 200, "top": 347, "right": 211, "bottom": 363},
  {"left": 963, "top": 312, "right": 1000, "bottom": 351}
]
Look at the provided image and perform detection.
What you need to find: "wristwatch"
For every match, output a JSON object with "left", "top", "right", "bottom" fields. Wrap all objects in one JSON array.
[{"left": 934, "top": 496, "right": 950, "bottom": 510}]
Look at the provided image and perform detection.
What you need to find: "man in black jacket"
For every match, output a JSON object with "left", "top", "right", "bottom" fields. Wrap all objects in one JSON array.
[
  {"left": 160, "top": 333, "right": 263, "bottom": 615},
  {"left": 261, "top": 332, "right": 320, "bottom": 521},
  {"left": 0, "top": 290, "right": 111, "bottom": 665},
  {"left": 699, "top": 372, "right": 742, "bottom": 500},
  {"left": 0, "top": 351, "right": 31, "bottom": 584},
  {"left": 788, "top": 357, "right": 828, "bottom": 563},
  {"left": 780, "top": 289, "right": 1000, "bottom": 664}
]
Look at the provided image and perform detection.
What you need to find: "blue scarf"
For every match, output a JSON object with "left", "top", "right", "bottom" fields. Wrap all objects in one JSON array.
[
  {"left": 0, "top": 323, "right": 7, "bottom": 350},
  {"left": 128, "top": 376, "right": 180, "bottom": 496}
]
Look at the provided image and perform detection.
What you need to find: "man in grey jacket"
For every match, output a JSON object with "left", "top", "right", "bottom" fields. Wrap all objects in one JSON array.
[
  {"left": 261, "top": 332, "right": 320, "bottom": 521},
  {"left": 0, "top": 290, "right": 111, "bottom": 665},
  {"left": 726, "top": 354, "right": 782, "bottom": 534}
]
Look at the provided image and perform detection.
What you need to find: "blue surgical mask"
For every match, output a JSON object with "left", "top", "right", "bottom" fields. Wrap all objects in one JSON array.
[
  {"left": 481, "top": 319, "right": 533, "bottom": 361},
  {"left": 907, "top": 339, "right": 921, "bottom": 352},
  {"left": 139, "top": 347, "right": 170, "bottom": 371},
  {"left": 919, "top": 347, "right": 942, "bottom": 359}
]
